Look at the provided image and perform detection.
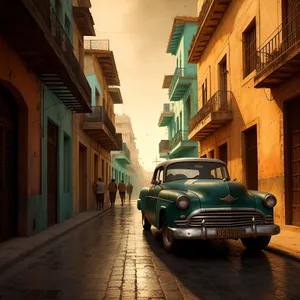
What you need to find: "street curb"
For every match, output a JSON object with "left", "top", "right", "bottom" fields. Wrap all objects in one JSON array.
[
  {"left": 0, "top": 207, "right": 111, "bottom": 274},
  {"left": 266, "top": 245, "right": 300, "bottom": 263}
]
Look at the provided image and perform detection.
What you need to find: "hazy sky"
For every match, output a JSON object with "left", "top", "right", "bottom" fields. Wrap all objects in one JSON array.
[{"left": 90, "top": 0, "right": 197, "bottom": 171}]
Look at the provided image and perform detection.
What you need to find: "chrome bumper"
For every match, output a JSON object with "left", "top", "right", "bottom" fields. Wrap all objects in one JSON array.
[{"left": 168, "top": 224, "right": 280, "bottom": 240}]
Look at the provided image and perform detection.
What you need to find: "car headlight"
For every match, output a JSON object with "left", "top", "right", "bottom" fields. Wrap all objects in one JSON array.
[
  {"left": 175, "top": 196, "right": 190, "bottom": 210},
  {"left": 264, "top": 194, "right": 277, "bottom": 208}
]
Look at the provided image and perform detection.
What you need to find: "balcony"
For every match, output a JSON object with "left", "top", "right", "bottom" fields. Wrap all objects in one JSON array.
[
  {"left": 158, "top": 103, "right": 175, "bottom": 127},
  {"left": 255, "top": 7, "right": 300, "bottom": 88},
  {"left": 168, "top": 68, "right": 196, "bottom": 101},
  {"left": 108, "top": 86, "right": 123, "bottom": 104},
  {"left": 159, "top": 140, "right": 170, "bottom": 159},
  {"left": 169, "top": 130, "right": 197, "bottom": 157},
  {"left": 0, "top": 0, "right": 92, "bottom": 112},
  {"left": 73, "top": 0, "right": 95, "bottom": 36},
  {"left": 113, "top": 143, "right": 131, "bottom": 165},
  {"left": 84, "top": 40, "right": 120, "bottom": 86},
  {"left": 83, "top": 106, "right": 122, "bottom": 150},
  {"left": 188, "top": 91, "right": 233, "bottom": 141},
  {"left": 188, "top": 0, "right": 231, "bottom": 63}
]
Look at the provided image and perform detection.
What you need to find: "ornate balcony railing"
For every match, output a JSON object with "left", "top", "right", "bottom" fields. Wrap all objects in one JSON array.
[
  {"left": 83, "top": 106, "right": 116, "bottom": 136},
  {"left": 159, "top": 140, "right": 170, "bottom": 153},
  {"left": 122, "top": 143, "right": 131, "bottom": 161},
  {"left": 169, "top": 68, "right": 196, "bottom": 97},
  {"left": 163, "top": 103, "right": 174, "bottom": 113},
  {"left": 189, "top": 91, "right": 233, "bottom": 133},
  {"left": 256, "top": 3, "right": 300, "bottom": 79},
  {"left": 84, "top": 39, "right": 110, "bottom": 51},
  {"left": 170, "top": 130, "right": 189, "bottom": 150},
  {"left": 29, "top": 0, "right": 91, "bottom": 102}
]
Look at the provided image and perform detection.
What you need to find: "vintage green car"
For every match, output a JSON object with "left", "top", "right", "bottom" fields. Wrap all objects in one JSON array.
[{"left": 137, "top": 158, "right": 280, "bottom": 252}]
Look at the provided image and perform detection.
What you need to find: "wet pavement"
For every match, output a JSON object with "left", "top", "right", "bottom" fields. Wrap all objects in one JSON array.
[{"left": 0, "top": 202, "right": 300, "bottom": 300}]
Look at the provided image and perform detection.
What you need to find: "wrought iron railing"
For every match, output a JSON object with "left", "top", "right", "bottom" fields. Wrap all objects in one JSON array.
[
  {"left": 169, "top": 68, "right": 196, "bottom": 97},
  {"left": 26, "top": 0, "right": 91, "bottom": 102},
  {"left": 256, "top": 2, "right": 300, "bottom": 79},
  {"left": 163, "top": 103, "right": 174, "bottom": 113},
  {"left": 122, "top": 143, "right": 131, "bottom": 161},
  {"left": 84, "top": 39, "right": 110, "bottom": 51},
  {"left": 159, "top": 140, "right": 170, "bottom": 153},
  {"left": 189, "top": 91, "right": 233, "bottom": 133},
  {"left": 170, "top": 130, "right": 189, "bottom": 150},
  {"left": 84, "top": 106, "right": 116, "bottom": 136}
]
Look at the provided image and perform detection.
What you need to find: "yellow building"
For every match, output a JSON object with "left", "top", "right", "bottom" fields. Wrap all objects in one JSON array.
[
  {"left": 188, "top": 0, "right": 300, "bottom": 232},
  {"left": 72, "top": 1, "right": 123, "bottom": 214}
]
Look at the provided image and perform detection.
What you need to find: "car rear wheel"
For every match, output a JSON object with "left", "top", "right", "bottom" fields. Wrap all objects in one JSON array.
[
  {"left": 142, "top": 214, "right": 151, "bottom": 230},
  {"left": 162, "top": 223, "right": 178, "bottom": 252},
  {"left": 241, "top": 236, "right": 271, "bottom": 251}
]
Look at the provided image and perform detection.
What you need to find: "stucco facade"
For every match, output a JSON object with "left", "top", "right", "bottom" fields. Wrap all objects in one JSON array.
[
  {"left": 72, "top": 40, "right": 123, "bottom": 214},
  {"left": 159, "top": 17, "right": 199, "bottom": 160},
  {"left": 0, "top": 34, "right": 41, "bottom": 239},
  {"left": 188, "top": 0, "right": 300, "bottom": 232},
  {"left": 114, "top": 114, "right": 147, "bottom": 197}
]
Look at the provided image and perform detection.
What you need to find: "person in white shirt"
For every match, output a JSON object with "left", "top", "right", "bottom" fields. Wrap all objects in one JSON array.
[{"left": 93, "top": 177, "right": 105, "bottom": 210}]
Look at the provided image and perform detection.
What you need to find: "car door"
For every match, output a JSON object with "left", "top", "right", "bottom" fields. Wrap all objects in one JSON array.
[{"left": 147, "top": 167, "right": 164, "bottom": 226}]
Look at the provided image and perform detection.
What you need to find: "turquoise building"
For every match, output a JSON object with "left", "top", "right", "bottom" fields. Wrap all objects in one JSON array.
[
  {"left": 31, "top": 0, "right": 94, "bottom": 234},
  {"left": 159, "top": 16, "right": 199, "bottom": 160},
  {"left": 112, "top": 143, "right": 132, "bottom": 184}
]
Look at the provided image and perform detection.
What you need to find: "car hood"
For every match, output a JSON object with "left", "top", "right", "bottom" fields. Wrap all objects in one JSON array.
[{"left": 165, "top": 179, "right": 256, "bottom": 208}]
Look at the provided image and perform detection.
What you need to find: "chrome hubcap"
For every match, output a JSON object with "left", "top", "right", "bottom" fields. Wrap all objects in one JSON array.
[{"left": 163, "top": 225, "right": 172, "bottom": 247}]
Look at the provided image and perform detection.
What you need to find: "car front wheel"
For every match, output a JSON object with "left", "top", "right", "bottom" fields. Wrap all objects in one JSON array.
[
  {"left": 142, "top": 214, "right": 151, "bottom": 230},
  {"left": 241, "top": 236, "right": 271, "bottom": 251},
  {"left": 162, "top": 223, "right": 178, "bottom": 252}
]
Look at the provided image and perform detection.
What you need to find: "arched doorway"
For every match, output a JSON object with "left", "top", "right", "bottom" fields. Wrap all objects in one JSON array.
[{"left": 0, "top": 85, "right": 18, "bottom": 242}]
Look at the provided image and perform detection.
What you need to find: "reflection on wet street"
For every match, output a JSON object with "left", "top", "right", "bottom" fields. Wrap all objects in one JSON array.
[{"left": 0, "top": 202, "right": 300, "bottom": 300}]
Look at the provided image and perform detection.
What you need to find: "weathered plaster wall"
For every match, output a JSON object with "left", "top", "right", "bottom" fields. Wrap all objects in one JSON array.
[
  {"left": 195, "top": 0, "right": 287, "bottom": 228},
  {"left": 0, "top": 34, "right": 41, "bottom": 236}
]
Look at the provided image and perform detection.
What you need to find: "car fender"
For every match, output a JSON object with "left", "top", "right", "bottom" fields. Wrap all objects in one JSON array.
[
  {"left": 250, "top": 190, "right": 275, "bottom": 215},
  {"left": 137, "top": 199, "right": 141, "bottom": 210},
  {"left": 139, "top": 187, "right": 150, "bottom": 211}
]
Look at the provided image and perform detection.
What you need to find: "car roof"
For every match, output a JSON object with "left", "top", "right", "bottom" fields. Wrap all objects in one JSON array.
[{"left": 156, "top": 158, "right": 226, "bottom": 169}]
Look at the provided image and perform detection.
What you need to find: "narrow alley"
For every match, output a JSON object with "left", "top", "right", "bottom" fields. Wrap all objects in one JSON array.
[{"left": 0, "top": 202, "right": 299, "bottom": 300}]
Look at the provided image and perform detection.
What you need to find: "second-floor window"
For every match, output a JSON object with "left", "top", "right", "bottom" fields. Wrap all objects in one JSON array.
[
  {"left": 202, "top": 79, "right": 207, "bottom": 106},
  {"left": 243, "top": 19, "right": 257, "bottom": 77}
]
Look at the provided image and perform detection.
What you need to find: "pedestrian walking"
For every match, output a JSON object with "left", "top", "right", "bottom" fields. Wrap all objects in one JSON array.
[
  {"left": 126, "top": 182, "right": 133, "bottom": 201},
  {"left": 108, "top": 179, "right": 118, "bottom": 207},
  {"left": 93, "top": 177, "right": 105, "bottom": 210},
  {"left": 118, "top": 180, "right": 126, "bottom": 206}
]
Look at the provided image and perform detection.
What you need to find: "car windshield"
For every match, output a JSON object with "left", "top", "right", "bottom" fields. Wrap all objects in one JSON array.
[{"left": 165, "top": 161, "right": 229, "bottom": 182}]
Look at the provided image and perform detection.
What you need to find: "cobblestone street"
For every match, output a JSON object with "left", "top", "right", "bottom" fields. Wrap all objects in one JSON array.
[{"left": 0, "top": 202, "right": 300, "bottom": 300}]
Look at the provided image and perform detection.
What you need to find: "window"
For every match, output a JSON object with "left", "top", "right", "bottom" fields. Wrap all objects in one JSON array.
[
  {"left": 165, "top": 161, "right": 229, "bottom": 182},
  {"left": 55, "top": 0, "right": 62, "bottom": 21},
  {"left": 94, "top": 154, "right": 98, "bottom": 181},
  {"left": 186, "top": 96, "right": 192, "bottom": 121},
  {"left": 63, "top": 135, "right": 70, "bottom": 192},
  {"left": 179, "top": 112, "right": 182, "bottom": 131},
  {"left": 202, "top": 79, "right": 207, "bottom": 106},
  {"left": 243, "top": 19, "right": 257, "bottom": 77},
  {"left": 64, "top": 14, "right": 71, "bottom": 37}
]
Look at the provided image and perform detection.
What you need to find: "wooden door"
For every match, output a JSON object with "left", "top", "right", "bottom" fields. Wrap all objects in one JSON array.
[
  {"left": 79, "top": 145, "right": 87, "bottom": 212},
  {"left": 244, "top": 126, "right": 258, "bottom": 190},
  {"left": 0, "top": 86, "right": 18, "bottom": 241},
  {"left": 47, "top": 122, "right": 58, "bottom": 227},
  {"left": 285, "top": 98, "right": 300, "bottom": 226},
  {"left": 219, "top": 143, "right": 228, "bottom": 165}
]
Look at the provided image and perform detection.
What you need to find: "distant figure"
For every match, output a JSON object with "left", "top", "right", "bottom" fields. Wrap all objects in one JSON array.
[
  {"left": 93, "top": 177, "right": 105, "bottom": 210},
  {"left": 126, "top": 182, "right": 133, "bottom": 201},
  {"left": 118, "top": 180, "right": 127, "bottom": 206},
  {"left": 108, "top": 179, "right": 118, "bottom": 207}
]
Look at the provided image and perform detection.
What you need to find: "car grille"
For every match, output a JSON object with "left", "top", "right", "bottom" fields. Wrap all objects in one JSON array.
[{"left": 189, "top": 210, "right": 270, "bottom": 228}]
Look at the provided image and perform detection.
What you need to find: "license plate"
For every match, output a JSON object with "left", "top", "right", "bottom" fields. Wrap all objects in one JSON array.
[{"left": 216, "top": 228, "right": 246, "bottom": 239}]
